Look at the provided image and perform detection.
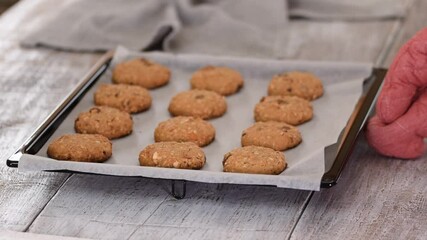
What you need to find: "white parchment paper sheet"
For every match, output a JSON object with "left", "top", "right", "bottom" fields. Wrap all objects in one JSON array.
[{"left": 19, "top": 46, "right": 373, "bottom": 191}]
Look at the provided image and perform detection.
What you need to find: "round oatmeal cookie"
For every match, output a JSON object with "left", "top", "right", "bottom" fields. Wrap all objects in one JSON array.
[
  {"left": 268, "top": 71, "right": 324, "bottom": 100},
  {"left": 190, "top": 66, "right": 244, "bottom": 96},
  {"left": 94, "top": 83, "right": 152, "bottom": 113},
  {"left": 241, "top": 121, "right": 302, "bottom": 151},
  {"left": 168, "top": 90, "right": 227, "bottom": 119},
  {"left": 139, "top": 142, "right": 206, "bottom": 169},
  {"left": 223, "top": 146, "right": 286, "bottom": 175},
  {"left": 75, "top": 106, "right": 133, "bottom": 139},
  {"left": 47, "top": 134, "right": 112, "bottom": 162},
  {"left": 112, "top": 58, "right": 170, "bottom": 89},
  {"left": 154, "top": 116, "right": 215, "bottom": 147},
  {"left": 254, "top": 95, "right": 313, "bottom": 125}
]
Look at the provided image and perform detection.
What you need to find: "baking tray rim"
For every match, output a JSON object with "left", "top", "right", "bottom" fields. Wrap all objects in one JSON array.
[{"left": 6, "top": 50, "right": 387, "bottom": 189}]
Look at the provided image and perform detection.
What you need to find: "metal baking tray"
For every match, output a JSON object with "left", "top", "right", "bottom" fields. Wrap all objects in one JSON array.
[{"left": 7, "top": 50, "right": 386, "bottom": 195}]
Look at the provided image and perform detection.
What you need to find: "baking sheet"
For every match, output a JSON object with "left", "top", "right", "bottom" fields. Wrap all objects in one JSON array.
[{"left": 19, "top": 46, "right": 373, "bottom": 191}]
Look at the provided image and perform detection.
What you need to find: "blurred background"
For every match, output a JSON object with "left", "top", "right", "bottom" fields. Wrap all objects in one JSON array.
[{"left": 0, "top": 0, "right": 17, "bottom": 14}]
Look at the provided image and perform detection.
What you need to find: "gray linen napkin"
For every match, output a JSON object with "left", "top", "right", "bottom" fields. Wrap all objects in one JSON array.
[
  {"left": 289, "top": 0, "right": 406, "bottom": 20},
  {"left": 21, "top": 0, "right": 406, "bottom": 56},
  {"left": 163, "top": 0, "right": 288, "bottom": 58},
  {"left": 21, "top": 0, "right": 177, "bottom": 52},
  {"left": 21, "top": 0, "right": 288, "bottom": 58}
]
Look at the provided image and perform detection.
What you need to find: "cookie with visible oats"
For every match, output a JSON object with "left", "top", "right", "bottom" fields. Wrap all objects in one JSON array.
[
  {"left": 112, "top": 58, "right": 170, "bottom": 89},
  {"left": 47, "top": 134, "right": 112, "bottom": 162},
  {"left": 94, "top": 84, "right": 152, "bottom": 113},
  {"left": 75, "top": 106, "right": 133, "bottom": 139},
  {"left": 139, "top": 142, "right": 206, "bottom": 169},
  {"left": 154, "top": 116, "right": 215, "bottom": 147},
  {"left": 254, "top": 96, "right": 313, "bottom": 125},
  {"left": 168, "top": 90, "right": 227, "bottom": 119},
  {"left": 241, "top": 121, "right": 302, "bottom": 151},
  {"left": 268, "top": 71, "right": 323, "bottom": 101},
  {"left": 190, "top": 66, "right": 244, "bottom": 96},
  {"left": 223, "top": 146, "right": 286, "bottom": 175}
]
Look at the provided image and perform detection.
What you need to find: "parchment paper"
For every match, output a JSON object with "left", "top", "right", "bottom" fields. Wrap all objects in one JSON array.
[{"left": 19, "top": 46, "right": 373, "bottom": 191}]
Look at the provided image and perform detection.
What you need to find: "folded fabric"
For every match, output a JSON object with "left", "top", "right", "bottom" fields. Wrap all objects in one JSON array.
[
  {"left": 288, "top": 0, "right": 406, "bottom": 20},
  {"left": 21, "top": 0, "right": 407, "bottom": 56},
  {"left": 21, "top": 0, "right": 177, "bottom": 52},
  {"left": 21, "top": 0, "right": 288, "bottom": 58},
  {"left": 164, "top": 0, "right": 288, "bottom": 58}
]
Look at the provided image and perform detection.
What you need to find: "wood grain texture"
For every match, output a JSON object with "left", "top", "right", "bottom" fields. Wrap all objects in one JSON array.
[
  {"left": 0, "top": 229, "right": 89, "bottom": 240},
  {"left": 0, "top": 168, "right": 69, "bottom": 231},
  {"left": 0, "top": 48, "right": 95, "bottom": 231},
  {"left": 0, "top": 0, "right": 100, "bottom": 232},
  {"left": 290, "top": 135, "right": 427, "bottom": 240},
  {"left": 28, "top": 174, "right": 310, "bottom": 240},
  {"left": 128, "top": 226, "right": 288, "bottom": 240},
  {"left": 27, "top": 175, "right": 171, "bottom": 239}
]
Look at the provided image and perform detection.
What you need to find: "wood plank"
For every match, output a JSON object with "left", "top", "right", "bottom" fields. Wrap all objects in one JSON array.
[
  {"left": 27, "top": 175, "right": 171, "bottom": 239},
  {"left": 0, "top": 0, "right": 101, "bottom": 232},
  {"left": 290, "top": 2, "right": 427, "bottom": 238},
  {"left": 290, "top": 135, "right": 427, "bottom": 240},
  {"left": 0, "top": 51, "right": 95, "bottom": 231},
  {"left": 0, "top": 167, "right": 69, "bottom": 231},
  {"left": 128, "top": 226, "right": 288, "bottom": 240},
  {"left": 28, "top": 175, "right": 310, "bottom": 240},
  {"left": 0, "top": 230, "right": 89, "bottom": 240}
]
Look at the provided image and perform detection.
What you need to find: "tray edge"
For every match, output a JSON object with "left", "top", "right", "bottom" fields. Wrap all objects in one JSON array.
[
  {"left": 320, "top": 68, "right": 387, "bottom": 188},
  {"left": 7, "top": 51, "right": 115, "bottom": 167}
]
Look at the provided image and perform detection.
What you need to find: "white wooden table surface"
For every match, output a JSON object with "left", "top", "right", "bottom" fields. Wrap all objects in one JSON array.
[{"left": 0, "top": 0, "right": 426, "bottom": 239}]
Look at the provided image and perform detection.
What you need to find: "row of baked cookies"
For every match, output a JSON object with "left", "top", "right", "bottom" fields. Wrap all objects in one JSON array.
[
  {"left": 46, "top": 58, "right": 242, "bottom": 169},
  {"left": 142, "top": 67, "right": 325, "bottom": 176},
  {"left": 46, "top": 56, "right": 323, "bottom": 178},
  {"left": 139, "top": 65, "right": 247, "bottom": 170},
  {"left": 225, "top": 71, "right": 325, "bottom": 175},
  {"left": 248, "top": 71, "right": 324, "bottom": 149},
  {"left": 47, "top": 57, "right": 170, "bottom": 162}
]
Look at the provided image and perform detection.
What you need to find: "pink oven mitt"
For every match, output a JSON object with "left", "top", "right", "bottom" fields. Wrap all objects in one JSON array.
[{"left": 366, "top": 27, "right": 427, "bottom": 159}]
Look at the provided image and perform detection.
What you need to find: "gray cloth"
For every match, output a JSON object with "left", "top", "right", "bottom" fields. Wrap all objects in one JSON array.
[
  {"left": 21, "top": 0, "right": 288, "bottom": 58},
  {"left": 21, "top": 0, "right": 406, "bottom": 56},
  {"left": 21, "top": 0, "right": 177, "bottom": 52},
  {"left": 289, "top": 0, "right": 406, "bottom": 20},
  {"left": 164, "top": 0, "right": 288, "bottom": 58}
]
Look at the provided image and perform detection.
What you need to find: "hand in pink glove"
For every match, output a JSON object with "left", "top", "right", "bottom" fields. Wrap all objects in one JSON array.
[{"left": 366, "top": 27, "right": 427, "bottom": 159}]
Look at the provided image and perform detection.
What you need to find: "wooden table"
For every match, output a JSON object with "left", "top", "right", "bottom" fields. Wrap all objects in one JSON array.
[{"left": 0, "top": 0, "right": 426, "bottom": 239}]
